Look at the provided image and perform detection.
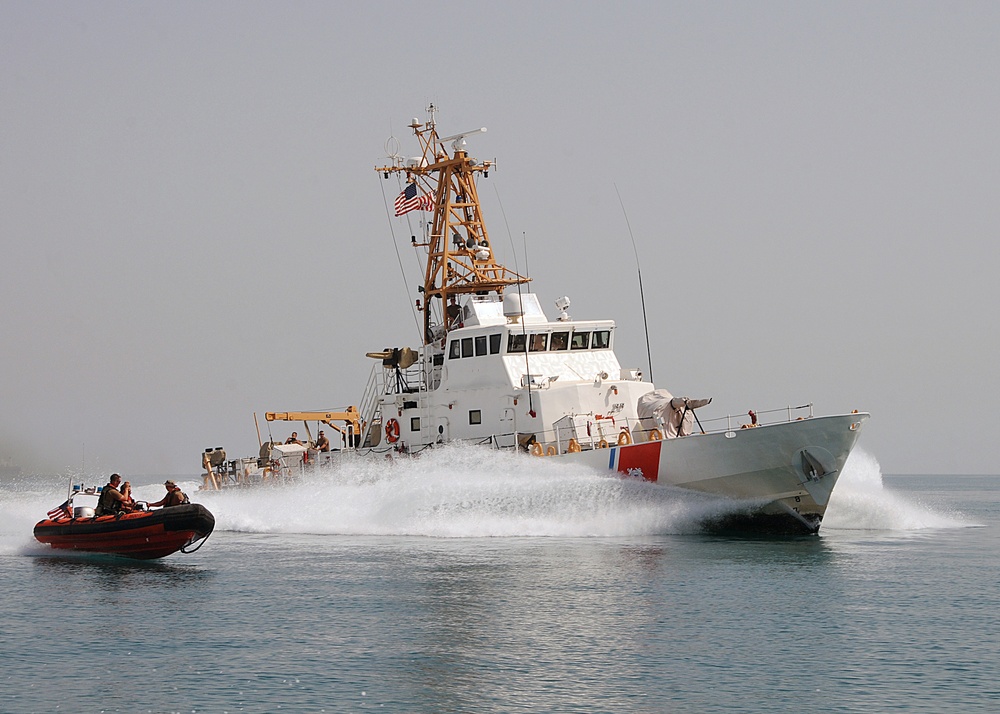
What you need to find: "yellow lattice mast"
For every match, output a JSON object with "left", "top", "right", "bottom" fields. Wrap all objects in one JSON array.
[{"left": 377, "top": 106, "right": 529, "bottom": 345}]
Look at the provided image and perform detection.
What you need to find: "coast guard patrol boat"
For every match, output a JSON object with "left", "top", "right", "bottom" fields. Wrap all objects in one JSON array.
[{"left": 206, "top": 106, "right": 868, "bottom": 534}]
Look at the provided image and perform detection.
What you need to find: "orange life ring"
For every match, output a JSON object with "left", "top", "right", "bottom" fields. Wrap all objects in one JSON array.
[
  {"left": 567, "top": 438, "right": 581, "bottom": 453},
  {"left": 531, "top": 442, "right": 543, "bottom": 457},
  {"left": 546, "top": 445, "right": 557, "bottom": 456},
  {"left": 385, "top": 419, "right": 400, "bottom": 443},
  {"left": 617, "top": 429, "right": 632, "bottom": 446},
  {"left": 648, "top": 429, "right": 662, "bottom": 441},
  {"left": 597, "top": 438, "right": 609, "bottom": 449}
]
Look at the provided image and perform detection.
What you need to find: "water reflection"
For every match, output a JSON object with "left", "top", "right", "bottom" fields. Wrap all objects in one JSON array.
[{"left": 32, "top": 553, "right": 211, "bottom": 592}]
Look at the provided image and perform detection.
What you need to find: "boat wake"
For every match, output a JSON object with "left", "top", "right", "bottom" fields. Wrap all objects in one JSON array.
[
  {"left": 199, "top": 446, "right": 726, "bottom": 537},
  {"left": 0, "top": 447, "right": 973, "bottom": 550},
  {"left": 196, "top": 445, "right": 971, "bottom": 537}
]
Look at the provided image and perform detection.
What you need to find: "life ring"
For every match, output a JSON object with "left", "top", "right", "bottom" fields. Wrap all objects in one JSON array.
[
  {"left": 546, "top": 445, "right": 557, "bottom": 456},
  {"left": 597, "top": 439, "right": 609, "bottom": 449},
  {"left": 567, "top": 438, "right": 581, "bottom": 453},
  {"left": 531, "top": 442, "right": 543, "bottom": 457},
  {"left": 617, "top": 429, "right": 633, "bottom": 446},
  {"left": 385, "top": 419, "right": 400, "bottom": 443},
  {"left": 648, "top": 429, "right": 662, "bottom": 441}
]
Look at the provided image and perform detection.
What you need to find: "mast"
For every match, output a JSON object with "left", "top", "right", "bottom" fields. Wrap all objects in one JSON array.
[{"left": 377, "top": 105, "right": 529, "bottom": 345}]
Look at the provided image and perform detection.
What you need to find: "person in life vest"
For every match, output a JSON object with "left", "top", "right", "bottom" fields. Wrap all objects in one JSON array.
[
  {"left": 95, "top": 473, "right": 137, "bottom": 516},
  {"left": 120, "top": 480, "right": 140, "bottom": 511},
  {"left": 148, "top": 480, "right": 190, "bottom": 508}
]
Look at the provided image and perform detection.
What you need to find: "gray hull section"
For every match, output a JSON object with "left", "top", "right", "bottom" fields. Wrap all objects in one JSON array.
[{"left": 561, "top": 413, "right": 868, "bottom": 532}]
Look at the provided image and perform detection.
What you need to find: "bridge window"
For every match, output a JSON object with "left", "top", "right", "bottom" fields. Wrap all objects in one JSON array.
[
  {"left": 550, "top": 331, "right": 569, "bottom": 351},
  {"left": 449, "top": 341, "right": 461, "bottom": 359},
  {"left": 529, "top": 333, "right": 548, "bottom": 352},
  {"left": 489, "top": 333, "right": 501, "bottom": 354},
  {"left": 571, "top": 331, "right": 590, "bottom": 350},
  {"left": 508, "top": 333, "right": 526, "bottom": 353},
  {"left": 461, "top": 337, "right": 474, "bottom": 358},
  {"left": 475, "top": 335, "right": 488, "bottom": 356},
  {"left": 592, "top": 330, "right": 611, "bottom": 349}
]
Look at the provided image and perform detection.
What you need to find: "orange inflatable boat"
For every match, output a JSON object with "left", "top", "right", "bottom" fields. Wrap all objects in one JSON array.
[{"left": 34, "top": 486, "right": 214, "bottom": 560}]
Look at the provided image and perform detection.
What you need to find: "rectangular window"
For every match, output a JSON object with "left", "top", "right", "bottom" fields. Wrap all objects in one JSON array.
[
  {"left": 550, "top": 331, "right": 569, "bottom": 351},
  {"left": 571, "top": 331, "right": 590, "bottom": 350},
  {"left": 489, "top": 333, "right": 501, "bottom": 354},
  {"left": 469, "top": 409, "right": 482, "bottom": 425},
  {"left": 529, "top": 333, "right": 548, "bottom": 352},
  {"left": 508, "top": 333, "right": 526, "bottom": 353},
  {"left": 592, "top": 330, "right": 611, "bottom": 349},
  {"left": 475, "top": 335, "right": 487, "bottom": 356},
  {"left": 461, "top": 337, "right": 474, "bottom": 358},
  {"left": 449, "top": 341, "right": 461, "bottom": 360},
  {"left": 410, "top": 417, "right": 420, "bottom": 432}
]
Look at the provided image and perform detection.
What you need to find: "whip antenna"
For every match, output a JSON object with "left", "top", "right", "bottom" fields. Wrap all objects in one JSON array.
[{"left": 614, "top": 183, "right": 653, "bottom": 383}]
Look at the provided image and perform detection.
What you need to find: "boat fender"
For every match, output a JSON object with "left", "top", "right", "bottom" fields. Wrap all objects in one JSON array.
[
  {"left": 545, "top": 445, "right": 557, "bottom": 456},
  {"left": 531, "top": 443, "right": 543, "bottom": 457},
  {"left": 617, "top": 428, "right": 632, "bottom": 446},
  {"left": 649, "top": 429, "right": 662, "bottom": 441},
  {"left": 386, "top": 419, "right": 401, "bottom": 443},
  {"left": 597, "top": 439, "right": 609, "bottom": 449}
]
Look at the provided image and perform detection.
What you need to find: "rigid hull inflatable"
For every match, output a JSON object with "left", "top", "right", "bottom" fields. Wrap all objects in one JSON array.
[{"left": 34, "top": 504, "right": 215, "bottom": 560}]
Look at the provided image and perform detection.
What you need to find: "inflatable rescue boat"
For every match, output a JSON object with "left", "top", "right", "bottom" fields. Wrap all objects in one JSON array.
[{"left": 34, "top": 485, "right": 214, "bottom": 560}]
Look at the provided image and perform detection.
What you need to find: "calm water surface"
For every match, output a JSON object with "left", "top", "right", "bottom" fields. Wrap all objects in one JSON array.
[{"left": 1, "top": 451, "right": 997, "bottom": 713}]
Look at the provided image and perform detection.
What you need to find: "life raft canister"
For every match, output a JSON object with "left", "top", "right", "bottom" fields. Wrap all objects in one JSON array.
[{"left": 385, "top": 418, "right": 401, "bottom": 443}]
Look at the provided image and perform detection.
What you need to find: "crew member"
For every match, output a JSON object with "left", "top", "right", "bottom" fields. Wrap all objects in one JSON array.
[
  {"left": 315, "top": 430, "right": 330, "bottom": 452},
  {"left": 95, "top": 473, "right": 134, "bottom": 516},
  {"left": 285, "top": 431, "right": 303, "bottom": 445},
  {"left": 148, "top": 480, "right": 190, "bottom": 508}
]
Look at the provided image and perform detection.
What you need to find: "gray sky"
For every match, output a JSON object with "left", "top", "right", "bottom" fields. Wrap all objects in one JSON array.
[{"left": 2, "top": 1, "right": 997, "bottom": 476}]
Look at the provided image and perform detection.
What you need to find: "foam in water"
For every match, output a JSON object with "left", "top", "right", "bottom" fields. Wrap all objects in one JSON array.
[
  {"left": 190, "top": 445, "right": 977, "bottom": 537},
  {"left": 0, "top": 446, "right": 974, "bottom": 549},
  {"left": 202, "top": 445, "right": 731, "bottom": 537},
  {"left": 823, "top": 449, "right": 973, "bottom": 530}
]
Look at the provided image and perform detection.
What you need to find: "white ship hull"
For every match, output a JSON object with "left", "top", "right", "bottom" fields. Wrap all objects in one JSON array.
[{"left": 560, "top": 412, "right": 867, "bottom": 532}]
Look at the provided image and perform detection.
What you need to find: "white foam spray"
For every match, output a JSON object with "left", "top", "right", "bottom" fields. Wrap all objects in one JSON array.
[
  {"left": 0, "top": 446, "right": 974, "bottom": 549},
  {"left": 823, "top": 449, "right": 973, "bottom": 530},
  {"left": 200, "top": 445, "right": 732, "bottom": 537}
]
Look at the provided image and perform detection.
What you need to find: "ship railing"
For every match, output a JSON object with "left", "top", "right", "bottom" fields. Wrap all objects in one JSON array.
[
  {"left": 699, "top": 403, "right": 815, "bottom": 433},
  {"left": 518, "top": 404, "right": 817, "bottom": 455},
  {"left": 357, "top": 363, "right": 386, "bottom": 446}
]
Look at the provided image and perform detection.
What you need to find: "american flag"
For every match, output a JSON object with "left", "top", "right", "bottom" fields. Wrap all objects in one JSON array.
[
  {"left": 47, "top": 500, "right": 71, "bottom": 520},
  {"left": 394, "top": 183, "right": 434, "bottom": 217}
]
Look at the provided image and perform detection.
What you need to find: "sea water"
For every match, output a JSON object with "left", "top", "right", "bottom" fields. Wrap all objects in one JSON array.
[{"left": 1, "top": 447, "right": 997, "bottom": 713}]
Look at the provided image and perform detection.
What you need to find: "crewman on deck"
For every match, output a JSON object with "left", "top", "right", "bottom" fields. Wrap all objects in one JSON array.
[
  {"left": 315, "top": 430, "right": 330, "bottom": 452},
  {"left": 95, "top": 473, "right": 134, "bottom": 516},
  {"left": 148, "top": 480, "right": 190, "bottom": 508},
  {"left": 285, "top": 431, "right": 303, "bottom": 445}
]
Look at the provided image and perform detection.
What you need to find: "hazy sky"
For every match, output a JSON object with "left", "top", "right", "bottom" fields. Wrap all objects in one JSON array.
[{"left": 2, "top": 1, "right": 997, "bottom": 476}]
